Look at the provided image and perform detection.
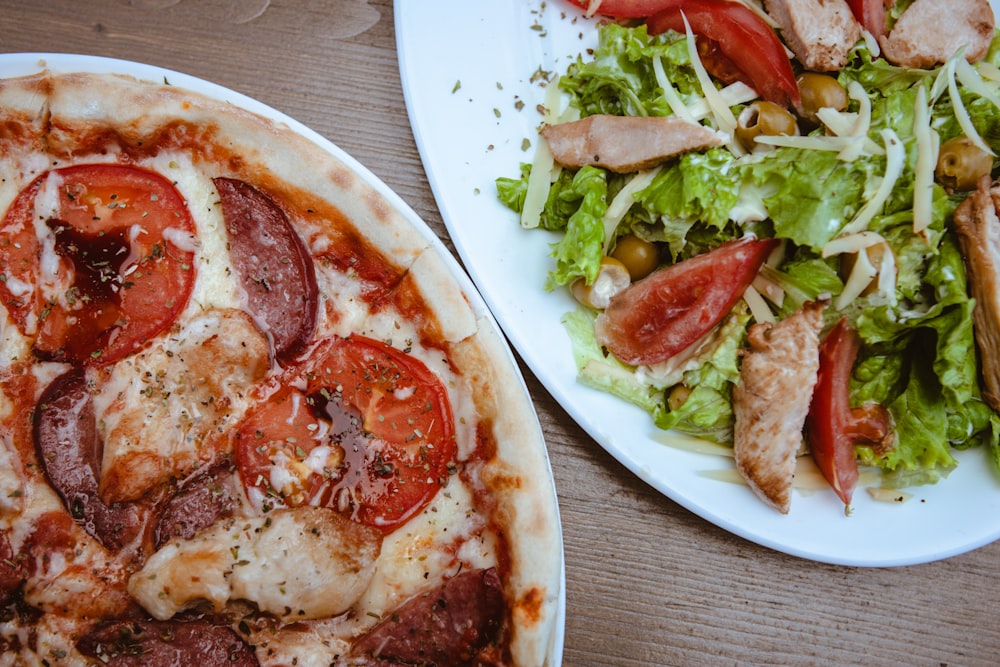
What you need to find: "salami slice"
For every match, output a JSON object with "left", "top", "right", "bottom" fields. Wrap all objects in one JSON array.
[
  {"left": 350, "top": 567, "right": 506, "bottom": 665},
  {"left": 77, "top": 617, "right": 259, "bottom": 667},
  {"left": 33, "top": 369, "right": 146, "bottom": 552},
  {"left": 154, "top": 460, "right": 241, "bottom": 548},
  {"left": 213, "top": 177, "right": 318, "bottom": 363}
]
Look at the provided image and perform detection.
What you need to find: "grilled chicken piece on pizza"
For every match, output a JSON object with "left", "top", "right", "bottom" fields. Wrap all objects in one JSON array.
[
  {"left": 953, "top": 176, "right": 1000, "bottom": 412},
  {"left": 733, "top": 301, "right": 825, "bottom": 513},
  {"left": 129, "top": 506, "right": 383, "bottom": 621}
]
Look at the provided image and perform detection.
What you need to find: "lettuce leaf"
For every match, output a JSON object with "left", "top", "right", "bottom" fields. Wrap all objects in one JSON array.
[
  {"left": 633, "top": 148, "right": 741, "bottom": 258},
  {"left": 561, "top": 307, "right": 663, "bottom": 414},
  {"left": 739, "top": 148, "right": 874, "bottom": 251},
  {"left": 545, "top": 166, "right": 608, "bottom": 288},
  {"left": 653, "top": 309, "right": 751, "bottom": 444},
  {"left": 559, "top": 23, "right": 698, "bottom": 118}
]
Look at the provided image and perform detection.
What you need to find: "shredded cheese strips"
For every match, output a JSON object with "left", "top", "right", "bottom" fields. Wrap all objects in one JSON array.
[
  {"left": 837, "top": 244, "right": 878, "bottom": 310},
  {"left": 780, "top": 80, "right": 882, "bottom": 161},
  {"left": 821, "top": 230, "right": 883, "bottom": 257},
  {"left": 822, "top": 231, "right": 897, "bottom": 309},
  {"left": 733, "top": 0, "right": 780, "bottom": 30},
  {"left": 685, "top": 82, "right": 757, "bottom": 120},
  {"left": 742, "top": 284, "right": 775, "bottom": 324},
  {"left": 603, "top": 167, "right": 662, "bottom": 249},
  {"left": 944, "top": 54, "right": 994, "bottom": 156},
  {"left": 755, "top": 133, "right": 882, "bottom": 157},
  {"left": 956, "top": 59, "right": 1000, "bottom": 118},
  {"left": 977, "top": 60, "right": 1000, "bottom": 83},
  {"left": 845, "top": 80, "right": 873, "bottom": 138},
  {"left": 876, "top": 240, "right": 897, "bottom": 301},
  {"left": 860, "top": 28, "right": 881, "bottom": 59},
  {"left": 681, "top": 12, "right": 742, "bottom": 156},
  {"left": 840, "top": 128, "right": 905, "bottom": 235},
  {"left": 912, "top": 85, "right": 938, "bottom": 235},
  {"left": 521, "top": 140, "right": 555, "bottom": 230},
  {"left": 815, "top": 107, "right": 858, "bottom": 136},
  {"left": 751, "top": 273, "right": 785, "bottom": 308},
  {"left": 653, "top": 54, "right": 697, "bottom": 124},
  {"left": 521, "top": 77, "right": 566, "bottom": 229},
  {"left": 583, "top": 0, "right": 603, "bottom": 18}
]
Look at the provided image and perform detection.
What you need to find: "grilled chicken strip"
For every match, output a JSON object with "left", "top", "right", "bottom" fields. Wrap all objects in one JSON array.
[
  {"left": 540, "top": 114, "right": 722, "bottom": 173},
  {"left": 763, "top": 0, "right": 860, "bottom": 72},
  {"left": 953, "top": 176, "right": 1000, "bottom": 412},
  {"left": 733, "top": 301, "right": 825, "bottom": 513},
  {"left": 880, "top": 0, "right": 994, "bottom": 69}
]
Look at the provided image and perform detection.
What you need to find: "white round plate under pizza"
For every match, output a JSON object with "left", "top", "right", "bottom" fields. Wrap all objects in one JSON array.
[{"left": 0, "top": 53, "right": 563, "bottom": 666}]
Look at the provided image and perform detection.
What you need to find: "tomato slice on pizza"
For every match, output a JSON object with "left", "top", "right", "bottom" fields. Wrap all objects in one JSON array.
[
  {"left": 0, "top": 164, "right": 196, "bottom": 365},
  {"left": 236, "top": 335, "right": 457, "bottom": 531}
]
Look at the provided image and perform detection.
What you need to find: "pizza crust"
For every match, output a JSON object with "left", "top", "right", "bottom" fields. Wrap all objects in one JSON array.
[
  {"left": 43, "top": 72, "right": 434, "bottom": 275},
  {"left": 452, "top": 321, "right": 564, "bottom": 666}
]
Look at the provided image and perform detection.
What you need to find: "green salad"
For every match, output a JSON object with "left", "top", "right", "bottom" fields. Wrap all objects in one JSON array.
[{"left": 497, "top": 19, "right": 1000, "bottom": 490}]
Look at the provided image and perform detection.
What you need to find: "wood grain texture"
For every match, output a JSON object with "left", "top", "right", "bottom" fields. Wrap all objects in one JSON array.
[{"left": 2, "top": 1, "right": 1000, "bottom": 665}]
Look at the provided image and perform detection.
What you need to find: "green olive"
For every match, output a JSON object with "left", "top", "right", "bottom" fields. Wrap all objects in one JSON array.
[
  {"left": 667, "top": 385, "right": 691, "bottom": 412},
  {"left": 935, "top": 136, "right": 993, "bottom": 192},
  {"left": 610, "top": 234, "right": 659, "bottom": 280},
  {"left": 735, "top": 101, "right": 798, "bottom": 151},
  {"left": 796, "top": 72, "right": 848, "bottom": 124}
]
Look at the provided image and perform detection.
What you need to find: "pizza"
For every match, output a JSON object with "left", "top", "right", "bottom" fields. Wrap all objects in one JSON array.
[{"left": 0, "top": 64, "right": 562, "bottom": 666}]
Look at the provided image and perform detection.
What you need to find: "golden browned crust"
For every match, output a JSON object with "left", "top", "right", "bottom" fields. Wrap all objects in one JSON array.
[
  {"left": 43, "top": 71, "right": 433, "bottom": 273},
  {"left": 450, "top": 321, "right": 563, "bottom": 666}
]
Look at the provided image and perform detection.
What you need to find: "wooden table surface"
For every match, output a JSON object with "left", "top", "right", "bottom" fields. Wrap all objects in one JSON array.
[{"left": 3, "top": 1, "right": 1000, "bottom": 665}]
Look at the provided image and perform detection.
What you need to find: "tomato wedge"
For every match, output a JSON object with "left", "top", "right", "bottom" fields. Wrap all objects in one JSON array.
[
  {"left": 845, "top": 0, "right": 886, "bottom": 39},
  {"left": 0, "top": 164, "right": 196, "bottom": 365},
  {"left": 594, "top": 236, "right": 778, "bottom": 366},
  {"left": 645, "top": 0, "right": 801, "bottom": 108},
  {"left": 805, "top": 318, "right": 893, "bottom": 506},
  {"left": 235, "top": 336, "right": 456, "bottom": 532}
]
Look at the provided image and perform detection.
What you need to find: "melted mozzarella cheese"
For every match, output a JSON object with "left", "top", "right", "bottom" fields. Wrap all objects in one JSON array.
[
  {"left": 21, "top": 524, "right": 130, "bottom": 619},
  {"left": 0, "top": 437, "right": 24, "bottom": 515},
  {"left": 347, "top": 477, "right": 493, "bottom": 631},
  {"left": 25, "top": 171, "right": 74, "bottom": 324},
  {"left": 288, "top": 479, "right": 500, "bottom": 656},
  {"left": 129, "top": 506, "right": 382, "bottom": 622},
  {"left": 142, "top": 152, "right": 244, "bottom": 315},
  {"left": 313, "top": 260, "right": 371, "bottom": 336}
]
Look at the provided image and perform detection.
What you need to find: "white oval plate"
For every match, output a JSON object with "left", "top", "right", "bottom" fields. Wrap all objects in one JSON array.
[
  {"left": 0, "top": 51, "right": 565, "bottom": 660},
  {"left": 395, "top": 0, "right": 1000, "bottom": 566}
]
